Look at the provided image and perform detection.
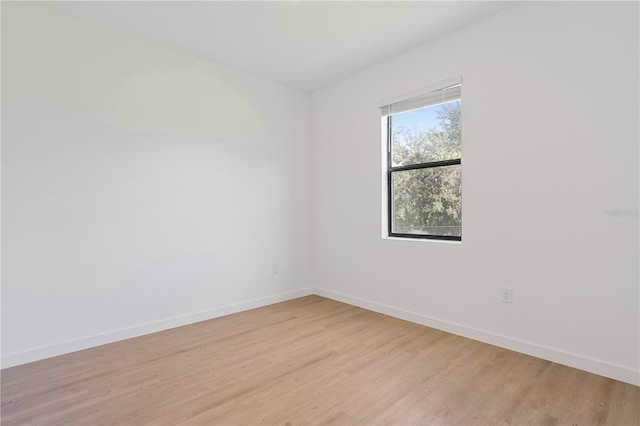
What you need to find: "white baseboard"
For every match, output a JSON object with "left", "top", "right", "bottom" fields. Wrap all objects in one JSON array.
[
  {"left": 1, "top": 288, "right": 314, "bottom": 369},
  {"left": 314, "top": 288, "right": 640, "bottom": 387},
  {"left": 4, "top": 286, "right": 638, "bottom": 387}
]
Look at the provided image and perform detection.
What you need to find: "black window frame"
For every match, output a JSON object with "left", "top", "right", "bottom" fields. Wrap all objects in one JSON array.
[{"left": 386, "top": 104, "right": 462, "bottom": 242}]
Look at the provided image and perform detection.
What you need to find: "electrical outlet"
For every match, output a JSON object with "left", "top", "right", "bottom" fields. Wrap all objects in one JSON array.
[
  {"left": 272, "top": 264, "right": 279, "bottom": 274},
  {"left": 501, "top": 287, "right": 513, "bottom": 304}
]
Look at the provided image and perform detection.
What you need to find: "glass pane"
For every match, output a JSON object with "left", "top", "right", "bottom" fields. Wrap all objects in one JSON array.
[
  {"left": 390, "top": 99, "right": 461, "bottom": 167},
  {"left": 391, "top": 165, "right": 461, "bottom": 237}
]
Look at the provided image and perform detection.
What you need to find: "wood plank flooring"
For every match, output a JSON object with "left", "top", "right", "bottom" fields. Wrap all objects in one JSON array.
[{"left": 2, "top": 295, "right": 639, "bottom": 425}]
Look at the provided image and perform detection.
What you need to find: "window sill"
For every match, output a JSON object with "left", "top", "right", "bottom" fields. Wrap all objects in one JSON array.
[{"left": 382, "top": 235, "right": 462, "bottom": 244}]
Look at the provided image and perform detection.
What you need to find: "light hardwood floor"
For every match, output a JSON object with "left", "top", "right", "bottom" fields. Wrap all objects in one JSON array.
[{"left": 1, "top": 295, "right": 639, "bottom": 425}]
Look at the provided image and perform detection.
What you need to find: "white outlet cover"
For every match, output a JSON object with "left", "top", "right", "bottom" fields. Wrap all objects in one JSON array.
[{"left": 501, "top": 287, "right": 513, "bottom": 303}]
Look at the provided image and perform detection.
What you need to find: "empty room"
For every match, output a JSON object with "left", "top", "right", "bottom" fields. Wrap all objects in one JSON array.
[{"left": 1, "top": 1, "right": 638, "bottom": 424}]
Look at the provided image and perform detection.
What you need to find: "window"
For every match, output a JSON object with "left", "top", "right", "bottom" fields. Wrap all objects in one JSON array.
[{"left": 380, "top": 76, "right": 462, "bottom": 241}]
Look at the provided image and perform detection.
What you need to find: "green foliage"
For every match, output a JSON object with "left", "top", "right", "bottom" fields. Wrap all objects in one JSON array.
[{"left": 391, "top": 102, "right": 462, "bottom": 236}]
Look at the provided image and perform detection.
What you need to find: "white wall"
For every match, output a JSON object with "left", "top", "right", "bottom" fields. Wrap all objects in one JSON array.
[
  {"left": 311, "top": 2, "right": 639, "bottom": 385},
  {"left": 1, "top": 3, "right": 312, "bottom": 366}
]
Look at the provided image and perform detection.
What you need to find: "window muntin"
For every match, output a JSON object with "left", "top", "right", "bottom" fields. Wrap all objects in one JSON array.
[{"left": 383, "top": 81, "right": 462, "bottom": 241}]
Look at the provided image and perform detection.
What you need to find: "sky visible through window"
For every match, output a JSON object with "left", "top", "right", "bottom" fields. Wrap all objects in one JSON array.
[{"left": 392, "top": 100, "right": 460, "bottom": 133}]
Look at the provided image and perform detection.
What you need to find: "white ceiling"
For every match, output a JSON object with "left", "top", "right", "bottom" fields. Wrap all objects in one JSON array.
[{"left": 45, "top": 1, "right": 511, "bottom": 92}]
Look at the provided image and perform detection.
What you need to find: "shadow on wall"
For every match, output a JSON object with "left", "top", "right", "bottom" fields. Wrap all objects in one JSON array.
[{"left": 99, "top": 65, "right": 266, "bottom": 146}]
